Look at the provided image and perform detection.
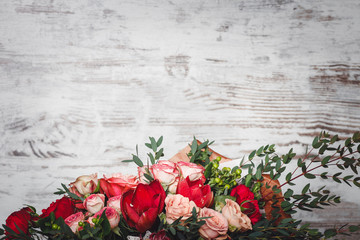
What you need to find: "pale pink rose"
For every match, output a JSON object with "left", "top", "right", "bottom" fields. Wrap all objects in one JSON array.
[
  {"left": 65, "top": 212, "right": 85, "bottom": 233},
  {"left": 222, "top": 199, "right": 252, "bottom": 232},
  {"left": 177, "top": 161, "right": 205, "bottom": 182},
  {"left": 199, "top": 208, "right": 228, "bottom": 239},
  {"left": 92, "top": 207, "right": 120, "bottom": 229},
  {"left": 151, "top": 161, "right": 180, "bottom": 191},
  {"left": 138, "top": 166, "right": 152, "bottom": 184},
  {"left": 100, "top": 173, "right": 138, "bottom": 197},
  {"left": 107, "top": 195, "right": 121, "bottom": 213},
  {"left": 83, "top": 194, "right": 105, "bottom": 214},
  {"left": 165, "top": 194, "right": 198, "bottom": 224},
  {"left": 70, "top": 173, "right": 98, "bottom": 196}
]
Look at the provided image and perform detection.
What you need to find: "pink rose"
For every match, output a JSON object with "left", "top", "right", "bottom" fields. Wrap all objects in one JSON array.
[
  {"left": 83, "top": 194, "right": 105, "bottom": 214},
  {"left": 222, "top": 199, "right": 252, "bottom": 232},
  {"left": 177, "top": 161, "right": 205, "bottom": 182},
  {"left": 199, "top": 208, "right": 228, "bottom": 239},
  {"left": 65, "top": 212, "right": 85, "bottom": 233},
  {"left": 165, "top": 194, "right": 198, "bottom": 224},
  {"left": 91, "top": 207, "right": 120, "bottom": 229},
  {"left": 100, "top": 173, "right": 138, "bottom": 197},
  {"left": 107, "top": 195, "right": 121, "bottom": 213},
  {"left": 69, "top": 173, "right": 98, "bottom": 196},
  {"left": 151, "top": 160, "right": 180, "bottom": 193}
]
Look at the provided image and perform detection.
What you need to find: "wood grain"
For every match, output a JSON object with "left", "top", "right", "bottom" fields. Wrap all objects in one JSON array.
[{"left": 0, "top": 0, "right": 359, "bottom": 236}]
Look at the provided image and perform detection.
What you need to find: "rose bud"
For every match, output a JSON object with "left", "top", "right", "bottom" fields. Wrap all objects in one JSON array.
[
  {"left": 121, "top": 180, "right": 166, "bottom": 233},
  {"left": 177, "top": 161, "right": 205, "bottom": 182},
  {"left": 107, "top": 195, "right": 121, "bottom": 213},
  {"left": 92, "top": 207, "right": 120, "bottom": 229},
  {"left": 83, "top": 194, "right": 105, "bottom": 214},
  {"left": 69, "top": 173, "right": 98, "bottom": 196},
  {"left": 222, "top": 199, "right": 252, "bottom": 232},
  {"left": 199, "top": 207, "right": 228, "bottom": 239},
  {"left": 151, "top": 160, "right": 180, "bottom": 193},
  {"left": 65, "top": 212, "right": 85, "bottom": 233}
]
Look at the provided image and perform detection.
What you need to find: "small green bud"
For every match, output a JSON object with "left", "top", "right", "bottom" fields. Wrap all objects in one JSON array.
[
  {"left": 222, "top": 167, "right": 231, "bottom": 173},
  {"left": 52, "top": 224, "right": 59, "bottom": 230},
  {"left": 224, "top": 184, "right": 230, "bottom": 189},
  {"left": 78, "top": 221, "right": 84, "bottom": 226},
  {"left": 235, "top": 168, "right": 242, "bottom": 176},
  {"left": 214, "top": 177, "right": 221, "bottom": 183},
  {"left": 213, "top": 162, "right": 219, "bottom": 169},
  {"left": 216, "top": 156, "right": 222, "bottom": 161}
]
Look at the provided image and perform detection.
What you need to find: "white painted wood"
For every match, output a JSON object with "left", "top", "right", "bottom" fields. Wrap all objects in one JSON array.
[{"left": 0, "top": 0, "right": 359, "bottom": 235}]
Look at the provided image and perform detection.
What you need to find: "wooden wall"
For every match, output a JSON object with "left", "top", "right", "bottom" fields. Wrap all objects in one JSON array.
[{"left": 1, "top": 0, "right": 359, "bottom": 236}]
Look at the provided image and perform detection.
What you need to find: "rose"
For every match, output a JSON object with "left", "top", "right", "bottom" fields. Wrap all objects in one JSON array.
[
  {"left": 222, "top": 199, "right": 252, "bottom": 232},
  {"left": 65, "top": 212, "right": 85, "bottom": 233},
  {"left": 107, "top": 195, "right": 121, "bottom": 213},
  {"left": 177, "top": 161, "right": 205, "bottom": 182},
  {"left": 165, "top": 194, "right": 198, "bottom": 224},
  {"left": 151, "top": 160, "right": 180, "bottom": 193},
  {"left": 199, "top": 207, "right": 228, "bottom": 239},
  {"left": 230, "top": 185, "right": 261, "bottom": 224},
  {"left": 176, "top": 176, "right": 213, "bottom": 208},
  {"left": 5, "top": 207, "right": 35, "bottom": 238},
  {"left": 83, "top": 194, "right": 105, "bottom": 214},
  {"left": 121, "top": 180, "right": 166, "bottom": 233},
  {"left": 149, "top": 230, "right": 171, "bottom": 240},
  {"left": 100, "top": 173, "right": 138, "bottom": 197},
  {"left": 69, "top": 173, "right": 98, "bottom": 196},
  {"left": 230, "top": 184, "right": 254, "bottom": 204},
  {"left": 40, "top": 196, "right": 75, "bottom": 220},
  {"left": 89, "top": 207, "right": 120, "bottom": 229}
]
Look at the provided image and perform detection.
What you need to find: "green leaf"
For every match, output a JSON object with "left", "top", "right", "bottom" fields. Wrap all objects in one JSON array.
[
  {"left": 245, "top": 174, "right": 252, "bottom": 187},
  {"left": 248, "top": 150, "right": 256, "bottom": 160},
  {"left": 353, "top": 177, "right": 360, "bottom": 187},
  {"left": 190, "top": 138, "right": 198, "bottom": 155},
  {"left": 132, "top": 154, "right": 143, "bottom": 167},
  {"left": 256, "top": 146, "right": 264, "bottom": 156},
  {"left": 157, "top": 136, "right": 163, "bottom": 147},
  {"left": 304, "top": 173, "right": 316, "bottom": 179},
  {"left": 324, "top": 228, "right": 337, "bottom": 238},
  {"left": 321, "top": 156, "right": 331, "bottom": 165},
  {"left": 285, "top": 172, "right": 292, "bottom": 182},
  {"left": 349, "top": 225, "right": 360, "bottom": 232},
  {"left": 284, "top": 189, "right": 294, "bottom": 198},
  {"left": 312, "top": 137, "right": 321, "bottom": 149},
  {"left": 150, "top": 137, "right": 157, "bottom": 152},
  {"left": 302, "top": 183, "right": 310, "bottom": 195},
  {"left": 155, "top": 148, "right": 164, "bottom": 160}
]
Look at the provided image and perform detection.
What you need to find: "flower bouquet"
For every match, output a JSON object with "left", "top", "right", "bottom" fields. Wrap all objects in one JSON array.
[{"left": 1, "top": 132, "right": 360, "bottom": 240}]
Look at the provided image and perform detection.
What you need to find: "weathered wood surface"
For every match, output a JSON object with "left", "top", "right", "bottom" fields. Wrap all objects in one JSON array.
[{"left": 0, "top": 0, "right": 359, "bottom": 236}]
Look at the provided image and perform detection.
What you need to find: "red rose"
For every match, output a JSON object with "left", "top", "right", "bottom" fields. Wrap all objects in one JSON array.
[
  {"left": 149, "top": 230, "right": 171, "bottom": 240},
  {"left": 176, "top": 176, "right": 213, "bottom": 208},
  {"left": 100, "top": 173, "right": 138, "bottom": 197},
  {"left": 121, "top": 180, "right": 165, "bottom": 233},
  {"left": 230, "top": 185, "right": 261, "bottom": 224},
  {"left": 40, "top": 196, "right": 75, "bottom": 220},
  {"left": 5, "top": 207, "right": 35, "bottom": 238}
]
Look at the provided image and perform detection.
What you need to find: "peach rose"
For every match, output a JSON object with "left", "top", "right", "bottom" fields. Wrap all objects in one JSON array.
[
  {"left": 83, "top": 194, "right": 105, "bottom": 214},
  {"left": 165, "top": 194, "right": 198, "bottom": 224},
  {"left": 100, "top": 173, "right": 138, "bottom": 197},
  {"left": 69, "top": 173, "right": 98, "bottom": 196},
  {"left": 151, "top": 161, "right": 180, "bottom": 193},
  {"left": 107, "top": 195, "right": 121, "bottom": 213},
  {"left": 177, "top": 161, "right": 205, "bottom": 182},
  {"left": 65, "top": 212, "right": 85, "bottom": 233},
  {"left": 222, "top": 199, "right": 252, "bottom": 232},
  {"left": 199, "top": 208, "right": 228, "bottom": 239}
]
